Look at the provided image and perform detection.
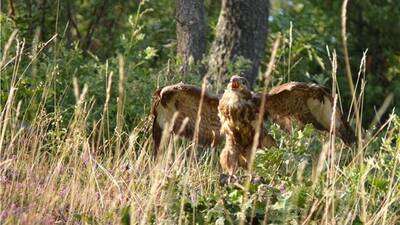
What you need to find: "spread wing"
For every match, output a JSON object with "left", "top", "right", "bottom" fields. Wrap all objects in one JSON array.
[
  {"left": 151, "top": 83, "right": 221, "bottom": 155},
  {"left": 151, "top": 81, "right": 355, "bottom": 155},
  {"left": 260, "top": 82, "right": 355, "bottom": 145}
]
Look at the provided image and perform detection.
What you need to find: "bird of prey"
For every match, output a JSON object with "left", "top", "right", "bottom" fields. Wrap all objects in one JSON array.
[
  {"left": 151, "top": 77, "right": 355, "bottom": 157},
  {"left": 218, "top": 75, "right": 276, "bottom": 175}
]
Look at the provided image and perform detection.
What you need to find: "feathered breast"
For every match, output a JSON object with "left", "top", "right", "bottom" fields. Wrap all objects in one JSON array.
[{"left": 218, "top": 90, "right": 257, "bottom": 147}]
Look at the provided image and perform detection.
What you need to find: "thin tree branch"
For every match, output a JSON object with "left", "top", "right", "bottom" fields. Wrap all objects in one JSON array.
[
  {"left": 83, "top": 0, "right": 108, "bottom": 51},
  {"left": 66, "top": 0, "right": 81, "bottom": 39}
]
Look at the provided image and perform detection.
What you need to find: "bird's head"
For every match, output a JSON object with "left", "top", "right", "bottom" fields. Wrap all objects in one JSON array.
[{"left": 228, "top": 75, "right": 250, "bottom": 93}]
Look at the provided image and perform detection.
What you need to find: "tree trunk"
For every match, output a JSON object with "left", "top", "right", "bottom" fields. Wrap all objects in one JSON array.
[
  {"left": 176, "top": 0, "right": 207, "bottom": 75},
  {"left": 207, "top": 0, "right": 269, "bottom": 89}
]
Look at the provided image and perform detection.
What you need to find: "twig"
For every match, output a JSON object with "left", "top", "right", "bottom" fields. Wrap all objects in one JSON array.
[
  {"left": 341, "top": 1, "right": 367, "bottom": 221},
  {"left": 116, "top": 54, "right": 126, "bottom": 157},
  {"left": 0, "top": 30, "right": 18, "bottom": 68},
  {"left": 66, "top": 0, "right": 82, "bottom": 39},
  {"left": 341, "top": 0, "right": 362, "bottom": 145},
  {"left": 191, "top": 76, "right": 208, "bottom": 155},
  {"left": 369, "top": 93, "right": 394, "bottom": 130},
  {"left": 83, "top": 0, "right": 108, "bottom": 51}
]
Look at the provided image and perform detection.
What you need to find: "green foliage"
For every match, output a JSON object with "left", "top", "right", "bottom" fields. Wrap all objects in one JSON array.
[
  {"left": 162, "top": 116, "right": 400, "bottom": 224},
  {"left": 1, "top": 0, "right": 400, "bottom": 224},
  {"left": 1, "top": 1, "right": 175, "bottom": 130},
  {"left": 268, "top": 0, "right": 400, "bottom": 126},
  {"left": 3, "top": 0, "right": 399, "bottom": 128}
]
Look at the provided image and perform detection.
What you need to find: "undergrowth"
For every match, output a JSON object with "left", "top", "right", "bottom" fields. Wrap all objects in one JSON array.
[{"left": 1, "top": 5, "right": 399, "bottom": 224}]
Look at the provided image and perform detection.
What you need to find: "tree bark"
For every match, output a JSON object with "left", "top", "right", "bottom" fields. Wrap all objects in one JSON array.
[
  {"left": 176, "top": 0, "right": 207, "bottom": 75},
  {"left": 207, "top": 0, "right": 269, "bottom": 88}
]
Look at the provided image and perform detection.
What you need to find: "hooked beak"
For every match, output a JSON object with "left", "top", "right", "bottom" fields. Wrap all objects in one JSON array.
[{"left": 231, "top": 80, "right": 239, "bottom": 89}]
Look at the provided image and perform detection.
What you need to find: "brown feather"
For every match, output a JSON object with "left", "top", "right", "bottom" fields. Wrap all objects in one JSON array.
[
  {"left": 263, "top": 82, "right": 355, "bottom": 145},
  {"left": 151, "top": 83, "right": 221, "bottom": 154},
  {"left": 217, "top": 77, "right": 277, "bottom": 174},
  {"left": 151, "top": 81, "right": 355, "bottom": 159}
]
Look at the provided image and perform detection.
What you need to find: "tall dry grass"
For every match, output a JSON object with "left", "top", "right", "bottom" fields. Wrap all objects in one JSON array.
[
  {"left": 0, "top": 32, "right": 219, "bottom": 225},
  {"left": 1, "top": 5, "right": 400, "bottom": 225}
]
